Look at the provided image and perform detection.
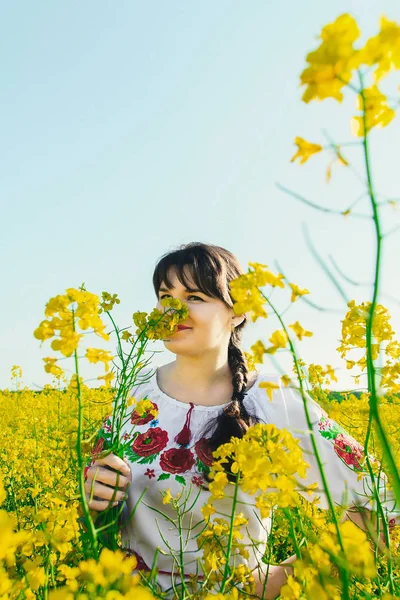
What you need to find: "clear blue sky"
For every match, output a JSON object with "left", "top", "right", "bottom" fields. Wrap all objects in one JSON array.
[{"left": 2, "top": 1, "right": 399, "bottom": 391}]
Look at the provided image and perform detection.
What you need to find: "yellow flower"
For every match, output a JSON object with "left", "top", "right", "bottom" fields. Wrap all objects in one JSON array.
[
  {"left": 134, "top": 398, "right": 158, "bottom": 419},
  {"left": 10, "top": 365, "right": 23, "bottom": 379},
  {"left": 230, "top": 264, "right": 284, "bottom": 323},
  {"left": 248, "top": 262, "right": 285, "bottom": 288},
  {"left": 209, "top": 471, "right": 229, "bottom": 500},
  {"left": 281, "top": 374, "right": 292, "bottom": 387},
  {"left": 289, "top": 321, "right": 313, "bottom": 341},
  {"left": 300, "top": 14, "right": 361, "bottom": 103},
  {"left": 265, "top": 329, "right": 289, "bottom": 355},
  {"left": 24, "top": 558, "right": 46, "bottom": 591},
  {"left": 290, "top": 137, "right": 322, "bottom": 164},
  {"left": 162, "top": 489, "right": 172, "bottom": 505},
  {"left": 201, "top": 502, "right": 216, "bottom": 521},
  {"left": 43, "top": 357, "right": 64, "bottom": 378},
  {"left": 351, "top": 85, "right": 395, "bottom": 137},
  {"left": 85, "top": 348, "right": 114, "bottom": 372},
  {"left": 97, "top": 372, "right": 115, "bottom": 388},
  {"left": 250, "top": 340, "right": 267, "bottom": 364},
  {"left": 134, "top": 298, "right": 189, "bottom": 340},
  {"left": 244, "top": 350, "right": 257, "bottom": 372},
  {"left": 99, "top": 291, "right": 120, "bottom": 313},
  {"left": 259, "top": 381, "right": 280, "bottom": 401},
  {"left": 325, "top": 364, "right": 338, "bottom": 383},
  {"left": 358, "top": 16, "right": 400, "bottom": 81},
  {"left": 289, "top": 283, "right": 310, "bottom": 302}
]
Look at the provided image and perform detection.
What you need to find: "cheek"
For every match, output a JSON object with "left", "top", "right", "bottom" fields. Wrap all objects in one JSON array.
[{"left": 192, "top": 307, "right": 225, "bottom": 328}]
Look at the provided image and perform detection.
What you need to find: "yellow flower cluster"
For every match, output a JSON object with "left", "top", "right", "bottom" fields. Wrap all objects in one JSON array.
[
  {"left": 300, "top": 13, "right": 363, "bottom": 103},
  {"left": 299, "top": 13, "right": 400, "bottom": 107},
  {"left": 197, "top": 513, "right": 255, "bottom": 594},
  {"left": 337, "top": 300, "right": 400, "bottom": 392},
  {"left": 34, "top": 288, "right": 109, "bottom": 357},
  {"left": 208, "top": 424, "right": 310, "bottom": 518},
  {"left": 0, "top": 383, "right": 114, "bottom": 598},
  {"left": 133, "top": 398, "right": 158, "bottom": 420},
  {"left": 132, "top": 297, "right": 189, "bottom": 339},
  {"left": 43, "top": 357, "right": 65, "bottom": 379},
  {"left": 229, "top": 262, "right": 284, "bottom": 322},
  {"left": 99, "top": 291, "right": 121, "bottom": 313},
  {"left": 351, "top": 84, "right": 395, "bottom": 137},
  {"left": 49, "top": 548, "right": 155, "bottom": 599},
  {"left": 358, "top": 16, "right": 400, "bottom": 82},
  {"left": 280, "top": 521, "right": 376, "bottom": 599},
  {"left": 85, "top": 348, "right": 114, "bottom": 372},
  {"left": 10, "top": 365, "right": 22, "bottom": 380}
]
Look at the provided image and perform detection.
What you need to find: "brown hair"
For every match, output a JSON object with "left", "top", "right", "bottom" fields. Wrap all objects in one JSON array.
[{"left": 152, "top": 242, "right": 260, "bottom": 478}]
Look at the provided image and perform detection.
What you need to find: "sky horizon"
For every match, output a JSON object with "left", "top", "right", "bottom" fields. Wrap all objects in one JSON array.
[{"left": 2, "top": 1, "right": 400, "bottom": 392}]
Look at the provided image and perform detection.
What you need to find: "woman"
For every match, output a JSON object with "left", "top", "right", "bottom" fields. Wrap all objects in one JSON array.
[{"left": 85, "top": 242, "right": 399, "bottom": 599}]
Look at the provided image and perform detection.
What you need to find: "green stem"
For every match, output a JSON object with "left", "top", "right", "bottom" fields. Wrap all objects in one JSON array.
[
  {"left": 358, "top": 71, "right": 397, "bottom": 593},
  {"left": 260, "top": 290, "right": 350, "bottom": 600},
  {"left": 220, "top": 476, "right": 240, "bottom": 594},
  {"left": 358, "top": 72, "right": 400, "bottom": 502},
  {"left": 72, "top": 310, "right": 98, "bottom": 558}
]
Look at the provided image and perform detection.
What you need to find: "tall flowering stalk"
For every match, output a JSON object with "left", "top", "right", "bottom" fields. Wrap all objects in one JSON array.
[
  {"left": 34, "top": 287, "right": 189, "bottom": 556},
  {"left": 241, "top": 12, "right": 400, "bottom": 598}
]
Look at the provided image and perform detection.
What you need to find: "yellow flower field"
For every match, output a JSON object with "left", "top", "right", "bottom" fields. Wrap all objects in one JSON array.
[{"left": 1, "top": 11, "right": 400, "bottom": 600}]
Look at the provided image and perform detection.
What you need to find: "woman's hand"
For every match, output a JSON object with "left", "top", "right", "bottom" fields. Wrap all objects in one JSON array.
[
  {"left": 85, "top": 453, "right": 132, "bottom": 512},
  {"left": 254, "top": 555, "right": 296, "bottom": 599},
  {"left": 342, "top": 505, "right": 394, "bottom": 550}
]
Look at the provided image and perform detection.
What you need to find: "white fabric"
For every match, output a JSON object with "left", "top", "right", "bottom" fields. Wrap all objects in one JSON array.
[{"left": 118, "top": 368, "right": 399, "bottom": 594}]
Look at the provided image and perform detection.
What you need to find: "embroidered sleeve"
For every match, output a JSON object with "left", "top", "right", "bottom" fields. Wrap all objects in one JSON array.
[{"left": 261, "top": 382, "right": 400, "bottom": 525}]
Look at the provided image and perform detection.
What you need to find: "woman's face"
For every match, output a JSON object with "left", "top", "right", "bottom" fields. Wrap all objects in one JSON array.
[{"left": 156, "top": 266, "right": 240, "bottom": 355}]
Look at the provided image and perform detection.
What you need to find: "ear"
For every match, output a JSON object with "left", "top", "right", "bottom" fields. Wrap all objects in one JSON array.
[{"left": 231, "top": 315, "right": 246, "bottom": 328}]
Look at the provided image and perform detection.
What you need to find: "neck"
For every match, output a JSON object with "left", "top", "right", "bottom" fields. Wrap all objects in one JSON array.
[{"left": 166, "top": 354, "right": 233, "bottom": 394}]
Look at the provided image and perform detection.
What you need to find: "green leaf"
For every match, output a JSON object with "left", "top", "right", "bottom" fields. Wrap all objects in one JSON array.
[
  {"left": 138, "top": 454, "right": 158, "bottom": 465},
  {"left": 195, "top": 458, "right": 210, "bottom": 474},
  {"left": 319, "top": 429, "right": 339, "bottom": 440},
  {"left": 125, "top": 447, "right": 142, "bottom": 463},
  {"left": 175, "top": 475, "right": 186, "bottom": 486},
  {"left": 157, "top": 473, "right": 171, "bottom": 481}
]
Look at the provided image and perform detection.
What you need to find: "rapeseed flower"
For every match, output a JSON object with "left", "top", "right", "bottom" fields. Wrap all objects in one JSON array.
[
  {"left": 351, "top": 85, "right": 395, "bottom": 137},
  {"left": 290, "top": 137, "right": 322, "bottom": 164}
]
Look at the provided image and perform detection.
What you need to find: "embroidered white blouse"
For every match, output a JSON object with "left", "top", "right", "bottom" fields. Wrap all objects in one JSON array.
[{"left": 96, "top": 368, "right": 399, "bottom": 594}]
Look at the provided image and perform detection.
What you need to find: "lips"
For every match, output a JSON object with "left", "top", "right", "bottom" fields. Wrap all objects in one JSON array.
[{"left": 177, "top": 326, "right": 191, "bottom": 331}]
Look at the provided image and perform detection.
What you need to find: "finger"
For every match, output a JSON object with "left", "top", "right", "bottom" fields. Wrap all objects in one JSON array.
[
  {"left": 123, "top": 456, "right": 133, "bottom": 482},
  {"left": 87, "top": 497, "right": 120, "bottom": 512},
  {"left": 94, "top": 454, "right": 131, "bottom": 477},
  {"left": 85, "top": 480, "right": 127, "bottom": 502},
  {"left": 86, "top": 465, "right": 130, "bottom": 489}
]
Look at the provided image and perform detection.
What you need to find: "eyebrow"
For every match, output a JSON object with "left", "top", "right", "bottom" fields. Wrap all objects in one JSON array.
[{"left": 159, "top": 287, "right": 203, "bottom": 293}]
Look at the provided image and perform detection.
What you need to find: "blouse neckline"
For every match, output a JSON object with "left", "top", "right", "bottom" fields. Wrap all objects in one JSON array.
[{"left": 151, "top": 367, "right": 262, "bottom": 412}]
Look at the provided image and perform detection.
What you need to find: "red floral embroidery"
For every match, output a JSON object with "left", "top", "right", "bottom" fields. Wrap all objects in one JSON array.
[
  {"left": 333, "top": 433, "right": 363, "bottom": 469},
  {"left": 144, "top": 468, "right": 156, "bottom": 479},
  {"left": 195, "top": 437, "right": 214, "bottom": 467},
  {"left": 91, "top": 437, "right": 105, "bottom": 458},
  {"left": 191, "top": 475, "right": 204, "bottom": 487},
  {"left": 318, "top": 417, "right": 335, "bottom": 432},
  {"left": 160, "top": 448, "right": 195, "bottom": 474},
  {"left": 130, "top": 401, "right": 158, "bottom": 426},
  {"left": 101, "top": 415, "right": 112, "bottom": 432},
  {"left": 122, "top": 432, "right": 130, "bottom": 441},
  {"left": 84, "top": 463, "right": 93, "bottom": 480},
  {"left": 131, "top": 427, "right": 168, "bottom": 457}
]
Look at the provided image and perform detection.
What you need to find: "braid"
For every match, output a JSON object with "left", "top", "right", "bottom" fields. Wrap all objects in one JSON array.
[
  {"left": 202, "top": 332, "right": 260, "bottom": 482},
  {"left": 223, "top": 339, "right": 250, "bottom": 430}
]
